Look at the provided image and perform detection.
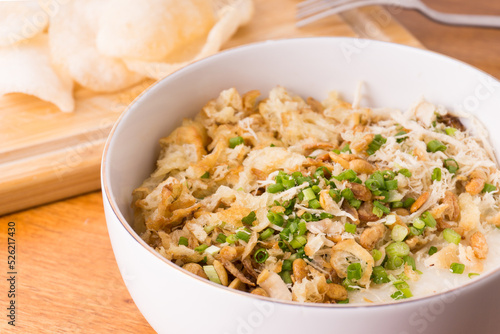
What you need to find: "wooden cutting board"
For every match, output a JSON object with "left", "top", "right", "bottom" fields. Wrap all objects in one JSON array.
[{"left": 0, "top": 0, "right": 422, "bottom": 215}]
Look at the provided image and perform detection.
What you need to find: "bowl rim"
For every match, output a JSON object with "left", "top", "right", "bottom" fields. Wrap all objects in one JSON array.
[{"left": 102, "top": 36, "right": 500, "bottom": 309}]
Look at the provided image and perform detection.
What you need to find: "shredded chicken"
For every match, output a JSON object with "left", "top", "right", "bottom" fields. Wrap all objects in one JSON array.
[{"left": 133, "top": 86, "right": 500, "bottom": 305}]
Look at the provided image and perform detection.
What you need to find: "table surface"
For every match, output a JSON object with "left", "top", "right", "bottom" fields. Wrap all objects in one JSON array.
[{"left": 2, "top": 0, "right": 500, "bottom": 333}]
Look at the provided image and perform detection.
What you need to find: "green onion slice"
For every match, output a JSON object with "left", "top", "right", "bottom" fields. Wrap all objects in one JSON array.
[
  {"left": 194, "top": 244, "right": 209, "bottom": 253},
  {"left": 254, "top": 248, "right": 269, "bottom": 263},
  {"left": 345, "top": 222, "right": 357, "bottom": 234},
  {"left": 426, "top": 140, "right": 447, "bottom": 153},
  {"left": 367, "top": 134, "right": 387, "bottom": 155},
  {"left": 386, "top": 242, "right": 410, "bottom": 258},
  {"left": 421, "top": 211, "right": 437, "bottom": 228},
  {"left": 483, "top": 183, "right": 497, "bottom": 193},
  {"left": 450, "top": 263, "right": 465, "bottom": 274},
  {"left": 398, "top": 168, "right": 412, "bottom": 178},
  {"left": 391, "top": 225, "right": 408, "bottom": 242},
  {"left": 443, "top": 228, "right": 461, "bottom": 245},
  {"left": 302, "top": 188, "right": 317, "bottom": 201},
  {"left": 443, "top": 158, "right": 459, "bottom": 174},
  {"left": 242, "top": 211, "right": 257, "bottom": 226},
  {"left": 203, "top": 265, "right": 221, "bottom": 284},
  {"left": 229, "top": 136, "right": 244, "bottom": 148},
  {"left": 178, "top": 237, "right": 189, "bottom": 246},
  {"left": 431, "top": 168, "right": 442, "bottom": 182},
  {"left": 428, "top": 246, "right": 438, "bottom": 256},
  {"left": 267, "top": 183, "right": 285, "bottom": 193},
  {"left": 347, "top": 263, "right": 363, "bottom": 281}
]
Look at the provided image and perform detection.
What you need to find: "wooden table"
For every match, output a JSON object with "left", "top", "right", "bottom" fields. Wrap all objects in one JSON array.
[{"left": 1, "top": 0, "right": 500, "bottom": 333}]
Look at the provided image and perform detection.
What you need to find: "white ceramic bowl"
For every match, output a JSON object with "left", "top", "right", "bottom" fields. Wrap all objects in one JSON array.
[{"left": 102, "top": 38, "right": 500, "bottom": 334}]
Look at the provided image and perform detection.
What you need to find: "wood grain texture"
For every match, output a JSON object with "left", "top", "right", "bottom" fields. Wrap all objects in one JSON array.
[
  {"left": 0, "top": 192, "right": 155, "bottom": 333},
  {"left": 392, "top": 0, "right": 500, "bottom": 79},
  {"left": 2, "top": 0, "right": 498, "bottom": 332},
  {"left": 0, "top": 0, "right": 420, "bottom": 215}
]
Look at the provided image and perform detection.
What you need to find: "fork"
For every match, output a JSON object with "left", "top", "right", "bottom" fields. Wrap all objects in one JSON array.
[{"left": 296, "top": 0, "right": 500, "bottom": 28}]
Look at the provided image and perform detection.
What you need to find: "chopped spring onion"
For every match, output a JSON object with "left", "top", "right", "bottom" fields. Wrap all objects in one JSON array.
[
  {"left": 394, "top": 281, "right": 413, "bottom": 298},
  {"left": 398, "top": 168, "right": 412, "bottom": 178},
  {"left": 314, "top": 166, "right": 329, "bottom": 178},
  {"left": 320, "top": 212, "right": 333, "bottom": 219},
  {"left": 445, "top": 127, "right": 457, "bottom": 136},
  {"left": 412, "top": 218, "right": 425, "bottom": 230},
  {"left": 382, "top": 170, "right": 396, "bottom": 180},
  {"left": 371, "top": 266, "right": 390, "bottom": 284},
  {"left": 391, "top": 201, "right": 404, "bottom": 209},
  {"left": 341, "top": 188, "right": 355, "bottom": 201},
  {"left": 309, "top": 199, "right": 321, "bottom": 209},
  {"left": 194, "top": 244, "right": 209, "bottom": 253},
  {"left": 483, "top": 183, "right": 497, "bottom": 193},
  {"left": 347, "top": 263, "right": 363, "bottom": 280},
  {"left": 242, "top": 211, "right": 257, "bottom": 226},
  {"left": 428, "top": 246, "right": 438, "bottom": 256},
  {"left": 444, "top": 158, "right": 459, "bottom": 174},
  {"left": 403, "top": 255, "right": 416, "bottom": 270},
  {"left": 200, "top": 171, "right": 210, "bottom": 179},
  {"left": 340, "top": 143, "right": 351, "bottom": 153},
  {"left": 372, "top": 249, "right": 383, "bottom": 262},
  {"left": 385, "top": 214, "right": 397, "bottom": 226},
  {"left": 204, "top": 225, "right": 215, "bottom": 233},
  {"left": 236, "top": 230, "right": 251, "bottom": 243},
  {"left": 409, "top": 226, "right": 423, "bottom": 236},
  {"left": 385, "top": 179, "right": 398, "bottom": 190},
  {"left": 337, "top": 299, "right": 350, "bottom": 304},
  {"left": 469, "top": 273, "right": 480, "bottom": 279},
  {"left": 280, "top": 270, "right": 293, "bottom": 284},
  {"left": 278, "top": 240, "right": 288, "bottom": 251},
  {"left": 431, "top": 168, "right": 442, "bottom": 182},
  {"left": 334, "top": 169, "right": 358, "bottom": 182},
  {"left": 345, "top": 222, "right": 357, "bottom": 234},
  {"left": 421, "top": 211, "right": 437, "bottom": 228},
  {"left": 403, "top": 198, "right": 416, "bottom": 209},
  {"left": 391, "top": 225, "right": 408, "bottom": 242},
  {"left": 302, "top": 212, "right": 313, "bottom": 221},
  {"left": 282, "top": 259, "right": 293, "bottom": 271},
  {"left": 267, "top": 183, "right": 285, "bottom": 193},
  {"left": 426, "top": 140, "right": 447, "bottom": 153},
  {"left": 290, "top": 235, "right": 307, "bottom": 249},
  {"left": 450, "top": 263, "right": 465, "bottom": 274},
  {"left": 366, "top": 171, "right": 386, "bottom": 191},
  {"left": 229, "top": 136, "right": 244, "bottom": 148},
  {"left": 226, "top": 234, "right": 237, "bottom": 244},
  {"left": 204, "top": 245, "right": 220, "bottom": 255},
  {"left": 297, "top": 221, "right": 307, "bottom": 236},
  {"left": 373, "top": 201, "right": 390, "bottom": 218},
  {"left": 282, "top": 178, "right": 296, "bottom": 189},
  {"left": 311, "top": 185, "right": 321, "bottom": 194},
  {"left": 254, "top": 248, "right": 269, "bottom": 263},
  {"left": 391, "top": 291, "right": 406, "bottom": 300},
  {"left": 259, "top": 228, "right": 274, "bottom": 240},
  {"left": 329, "top": 189, "right": 341, "bottom": 202},
  {"left": 203, "top": 265, "right": 221, "bottom": 284},
  {"left": 385, "top": 256, "right": 404, "bottom": 270},
  {"left": 386, "top": 241, "right": 410, "bottom": 258},
  {"left": 395, "top": 130, "right": 408, "bottom": 143},
  {"left": 443, "top": 228, "right": 461, "bottom": 245},
  {"left": 267, "top": 212, "right": 284, "bottom": 226},
  {"left": 349, "top": 199, "right": 362, "bottom": 209},
  {"left": 178, "top": 237, "right": 189, "bottom": 246},
  {"left": 367, "top": 134, "right": 387, "bottom": 155},
  {"left": 302, "top": 188, "right": 317, "bottom": 201},
  {"left": 215, "top": 233, "right": 227, "bottom": 243}
]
